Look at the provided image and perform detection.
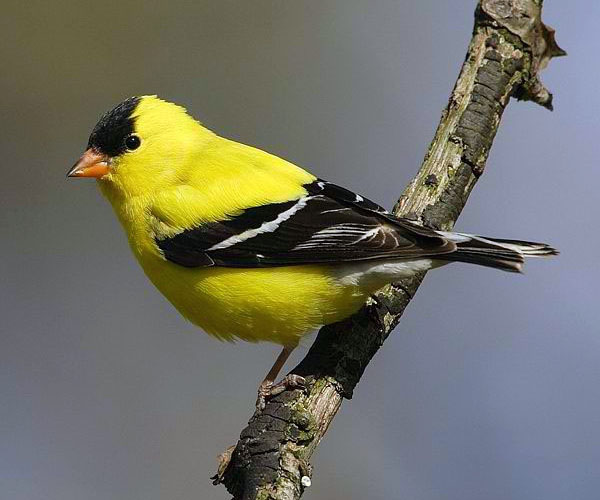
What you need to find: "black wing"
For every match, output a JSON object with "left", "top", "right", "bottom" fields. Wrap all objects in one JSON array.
[{"left": 156, "top": 179, "right": 456, "bottom": 268}]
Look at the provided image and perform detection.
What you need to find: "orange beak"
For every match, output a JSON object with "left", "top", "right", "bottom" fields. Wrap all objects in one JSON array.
[{"left": 67, "top": 149, "right": 111, "bottom": 178}]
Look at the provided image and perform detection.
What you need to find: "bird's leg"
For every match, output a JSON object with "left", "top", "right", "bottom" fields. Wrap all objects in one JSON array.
[
  {"left": 213, "top": 347, "right": 303, "bottom": 482},
  {"left": 256, "top": 346, "right": 306, "bottom": 411}
]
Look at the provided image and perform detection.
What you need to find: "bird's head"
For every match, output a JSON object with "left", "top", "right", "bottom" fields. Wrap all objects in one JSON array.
[{"left": 68, "top": 95, "right": 213, "bottom": 198}]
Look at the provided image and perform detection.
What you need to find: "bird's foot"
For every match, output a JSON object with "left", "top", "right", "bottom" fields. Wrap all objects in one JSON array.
[
  {"left": 211, "top": 444, "right": 236, "bottom": 485},
  {"left": 255, "top": 374, "right": 307, "bottom": 411}
]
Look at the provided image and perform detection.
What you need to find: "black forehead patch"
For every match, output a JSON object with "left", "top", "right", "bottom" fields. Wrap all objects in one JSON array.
[{"left": 87, "top": 96, "right": 141, "bottom": 156}]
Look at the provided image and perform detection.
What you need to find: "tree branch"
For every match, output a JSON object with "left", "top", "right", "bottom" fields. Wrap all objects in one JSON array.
[{"left": 217, "top": 2, "right": 564, "bottom": 498}]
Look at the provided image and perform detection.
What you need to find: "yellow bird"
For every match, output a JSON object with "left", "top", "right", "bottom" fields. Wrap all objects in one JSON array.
[{"left": 68, "top": 96, "right": 556, "bottom": 408}]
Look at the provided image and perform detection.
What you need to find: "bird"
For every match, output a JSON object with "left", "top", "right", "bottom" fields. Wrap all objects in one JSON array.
[{"left": 68, "top": 95, "right": 557, "bottom": 409}]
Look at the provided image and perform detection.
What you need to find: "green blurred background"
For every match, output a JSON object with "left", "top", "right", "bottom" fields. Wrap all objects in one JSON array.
[{"left": 2, "top": 1, "right": 598, "bottom": 499}]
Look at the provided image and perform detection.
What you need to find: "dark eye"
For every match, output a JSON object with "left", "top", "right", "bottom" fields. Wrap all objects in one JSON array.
[{"left": 125, "top": 135, "right": 141, "bottom": 151}]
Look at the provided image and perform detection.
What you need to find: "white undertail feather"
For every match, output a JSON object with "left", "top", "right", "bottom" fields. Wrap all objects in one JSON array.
[
  {"left": 335, "top": 259, "right": 436, "bottom": 287},
  {"left": 334, "top": 231, "right": 558, "bottom": 286}
]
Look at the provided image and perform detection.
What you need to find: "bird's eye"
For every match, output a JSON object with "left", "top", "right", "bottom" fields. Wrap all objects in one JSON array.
[{"left": 125, "top": 135, "right": 141, "bottom": 151}]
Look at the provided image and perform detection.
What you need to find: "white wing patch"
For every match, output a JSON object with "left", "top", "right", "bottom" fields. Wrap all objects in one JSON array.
[{"left": 207, "top": 196, "right": 313, "bottom": 251}]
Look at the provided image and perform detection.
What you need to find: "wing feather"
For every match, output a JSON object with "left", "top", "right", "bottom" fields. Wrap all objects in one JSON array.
[{"left": 156, "top": 179, "right": 456, "bottom": 268}]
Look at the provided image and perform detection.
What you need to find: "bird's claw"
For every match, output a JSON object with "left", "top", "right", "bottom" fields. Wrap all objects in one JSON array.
[{"left": 255, "top": 374, "right": 307, "bottom": 411}]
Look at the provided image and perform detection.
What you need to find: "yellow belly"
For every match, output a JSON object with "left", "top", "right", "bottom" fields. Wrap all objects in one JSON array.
[
  {"left": 100, "top": 184, "right": 374, "bottom": 346},
  {"left": 141, "top": 257, "right": 370, "bottom": 346}
]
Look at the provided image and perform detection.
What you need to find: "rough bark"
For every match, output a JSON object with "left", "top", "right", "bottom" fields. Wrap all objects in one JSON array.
[{"left": 217, "top": 2, "right": 564, "bottom": 498}]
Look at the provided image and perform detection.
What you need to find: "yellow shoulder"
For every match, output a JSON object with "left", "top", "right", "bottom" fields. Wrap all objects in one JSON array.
[{"left": 153, "top": 137, "right": 316, "bottom": 230}]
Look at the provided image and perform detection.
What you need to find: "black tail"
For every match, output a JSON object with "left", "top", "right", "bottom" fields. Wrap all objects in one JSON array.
[{"left": 436, "top": 232, "right": 559, "bottom": 273}]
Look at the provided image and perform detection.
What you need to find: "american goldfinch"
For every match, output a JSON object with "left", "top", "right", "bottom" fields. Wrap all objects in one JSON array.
[{"left": 68, "top": 96, "right": 557, "bottom": 408}]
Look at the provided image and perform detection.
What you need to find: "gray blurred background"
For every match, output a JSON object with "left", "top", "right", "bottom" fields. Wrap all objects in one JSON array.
[{"left": 1, "top": 1, "right": 597, "bottom": 499}]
